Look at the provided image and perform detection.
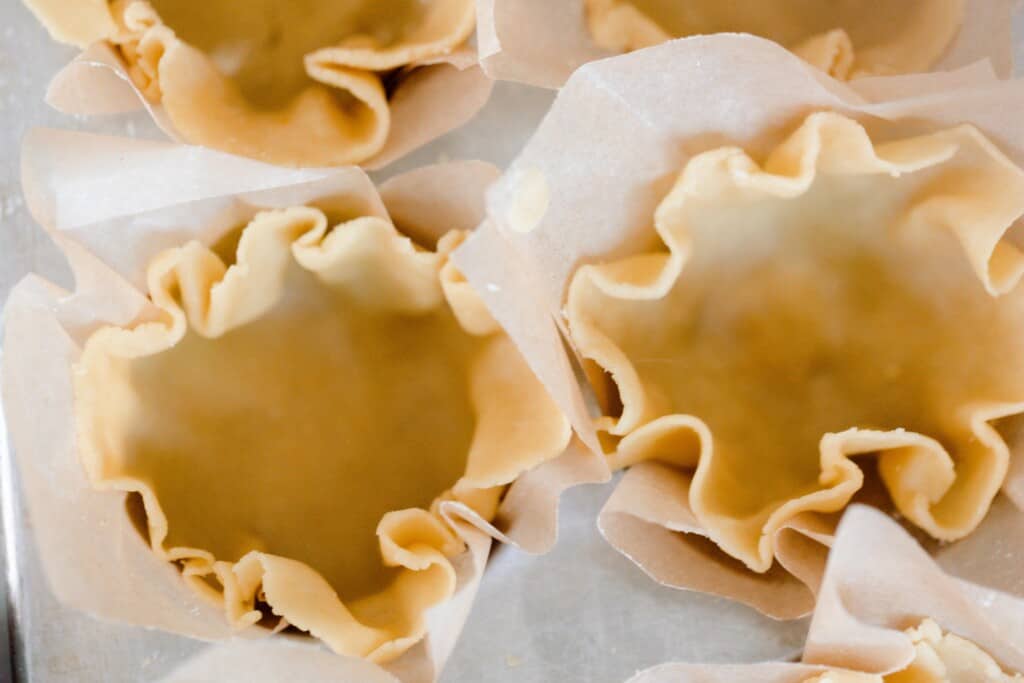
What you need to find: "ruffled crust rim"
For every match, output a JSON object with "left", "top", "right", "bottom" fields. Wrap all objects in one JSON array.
[
  {"left": 29, "top": 0, "right": 476, "bottom": 166},
  {"left": 568, "top": 112, "right": 1024, "bottom": 572},
  {"left": 75, "top": 207, "right": 570, "bottom": 662},
  {"left": 582, "top": 0, "right": 964, "bottom": 80}
]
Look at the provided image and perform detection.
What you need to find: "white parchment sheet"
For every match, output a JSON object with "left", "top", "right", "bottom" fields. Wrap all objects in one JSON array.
[
  {"left": 628, "top": 504, "right": 1024, "bottom": 682},
  {"left": 4, "top": 128, "right": 808, "bottom": 683},
  {"left": 461, "top": 34, "right": 1024, "bottom": 625}
]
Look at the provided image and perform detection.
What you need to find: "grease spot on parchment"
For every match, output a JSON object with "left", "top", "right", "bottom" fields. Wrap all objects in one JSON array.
[{"left": 505, "top": 167, "right": 549, "bottom": 234}]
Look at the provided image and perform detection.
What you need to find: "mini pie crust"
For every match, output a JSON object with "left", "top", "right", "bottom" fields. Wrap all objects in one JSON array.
[
  {"left": 26, "top": 0, "right": 475, "bottom": 166},
  {"left": 804, "top": 620, "right": 1024, "bottom": 682},
  {"left": 567, "top": 112, "right": 1024, "bottom": 573},
  {"left": 75, "top": 208, "right": 570, "bottom": 662},
  {"left": 583, "top": 0, "right": 964, "bottom": 79}
]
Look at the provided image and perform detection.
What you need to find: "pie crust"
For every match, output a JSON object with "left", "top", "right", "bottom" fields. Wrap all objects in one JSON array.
[
  {"left": 76, "top": 208, "right": 570, "bottom": 661},
  {"left": 804, "top": 620, "right": 1023, "bottom": 682},
  {"left": 568, "top": 112, "right": 1024, "bottom": 572},
  {"left": 26, "top": 0, "right": 475, "bottom": 165},
  {"left": 584, "top": 0, "right": 964, "bottom": 79}
]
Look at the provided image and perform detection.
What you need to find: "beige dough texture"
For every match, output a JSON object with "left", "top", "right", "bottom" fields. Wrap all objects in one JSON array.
[
  {"left": 568, "top": 112, "right": 1024, "bottom": 573},
  {"left": 804, "top": 620, "right": 1023, "bottom": 682},
  {"left": 583, "top": 0, "right": 964, "bottom": 79},
  {"left": 25, "top": 0, "right": 475, "bottom": 166},
  {"left": 75, "top": 208, "right": 570, "bottom": 662}
]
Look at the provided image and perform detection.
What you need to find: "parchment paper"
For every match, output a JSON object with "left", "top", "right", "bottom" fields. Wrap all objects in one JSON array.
[
  {"left": 627, "top": 504, "right": 1024, "bottom": 682},
  {"left": 476, "top": 0, "right": 1015, "bottom": 88},
  {"left": 43, "top": 38, "right": 493, "bottom": 170},
  {"left": 9, "top": 26, "right": 1024, "bottom": 683},
  {"left": 467, "top": 33, "right": 1024, "bottom": 619},
  {"left": 6, "top": 130, "right": 607, "bottom": 682}
]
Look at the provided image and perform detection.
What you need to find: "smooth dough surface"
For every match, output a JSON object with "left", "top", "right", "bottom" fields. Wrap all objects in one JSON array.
[
  {"left": 584, "top": 0, "right": 964, "bottom": 78},
  {"left": 26, "top": 0, "right": 475, "bottom": 166},
  {"left": 568, "top": 112, "right": 1024, "bottom": 572},
  {"left": 804, "top": 620, "right": 1023, "bottom": 682},
  {"left": 143, "top": 0, "right": 430, "bottom": 108},
  {"left": 76, "top": 208, "right": 569, "bottom": 661}
]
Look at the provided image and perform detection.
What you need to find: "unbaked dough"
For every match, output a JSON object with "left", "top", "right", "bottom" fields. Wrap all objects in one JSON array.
[
  {"left": 75, "top": 208, "right": 570, "bottom": 661},
  {"left": 26, "top": 0, "right": 475, "bottom": 165},
  {"left": 568, "top": 112, "right": 1024, "bottom": 572},
  {"left": 584, "top": 0, "right": 964, "bottom": 78},
  {"left": 804, "top": 620, "right": 1023, "bottom": 682}
]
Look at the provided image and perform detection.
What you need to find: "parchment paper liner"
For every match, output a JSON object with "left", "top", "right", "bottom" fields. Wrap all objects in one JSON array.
[
  {"left": 574, "top": 110, "right": 1024, "bottom": 579},
  {"left": 626, "top": 504, "right": 1024, "bottom": 682},
  {"left": 584, "top": 0, "right": 973, "bottom": 79},
  {"left": 6, "top": 131, "right": 609, "bottom": 682},
  {"left": 475, "top": 0, "right": 1014, "bottom": 89},
  {"left": 464, "top": 34, "right": 1024, "bottom": 619},
  {"left": 76, "top": 212, "right": 573, "bottom": 662},
  {"left": 30, "top": 0, "right": 493, "bottom": 169}
]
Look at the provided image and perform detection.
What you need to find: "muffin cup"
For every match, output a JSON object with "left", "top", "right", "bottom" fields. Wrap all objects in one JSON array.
[
  {"left": 465, "top": 34, "right": 1024, "bottom": 618},
  {"left": 477, "top": 0, "right": 1014, "bottom": 88},
  {"left": 30, "top": 0, "right": 493, "bottom": 168},
  {"left": 6, "top": 131, "right": 605, "bottom": 681}
]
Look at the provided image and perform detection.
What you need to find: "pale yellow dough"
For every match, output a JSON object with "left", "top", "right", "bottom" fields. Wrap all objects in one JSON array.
[
  {"left": 25, "top": 0, "right": 475, "bottom": 166},
  {"left": 567, "top": 112, "right": 1024, "bottom": 572},
  {"left": 804, "top": 620, "right": 1023, "bottom": 682},
  {"left": 584, "top": 0, "right": 964, "bottom": 78},
  {"left": 76, "top": 209, "right": 570, "bottom": 662}
]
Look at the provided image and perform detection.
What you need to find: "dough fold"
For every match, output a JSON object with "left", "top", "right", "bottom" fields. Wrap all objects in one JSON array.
[
  {"left": 583, "top": 0, "right": 964, "bottom": 79},
  {"left": 568, "top": 112, "right": 1024, "bottom": 572},
  {"left": 803, "top": 620, "right": 1023, "bottom": 682},
  {"left": 27, "top": 0, "right": 476, "bottom": 166},
  {"left": 76, "top": 207, "right": 570, "bottom": 661}
]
